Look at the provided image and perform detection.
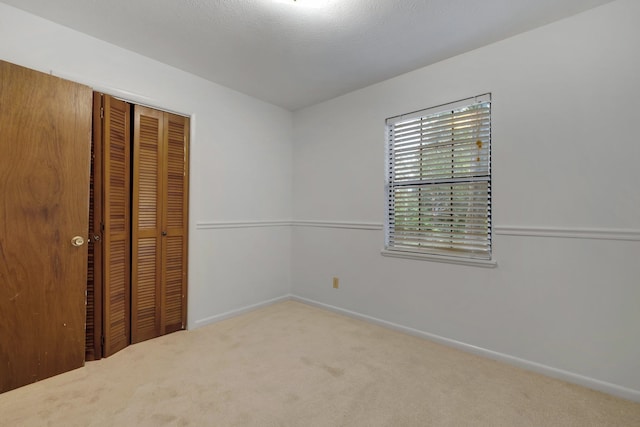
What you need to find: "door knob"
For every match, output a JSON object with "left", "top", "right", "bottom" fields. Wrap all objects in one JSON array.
[{"left": 71, "top": 236, "right": 85, "bottom": 247}]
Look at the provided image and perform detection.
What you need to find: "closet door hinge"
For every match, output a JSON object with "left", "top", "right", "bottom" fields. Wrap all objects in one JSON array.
[{"left": 100, "top": 107, "right": 104, "bottom": 119}]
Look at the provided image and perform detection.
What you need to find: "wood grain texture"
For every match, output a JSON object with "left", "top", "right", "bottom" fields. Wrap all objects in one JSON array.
[
  {"left": 163, "top": 113, "right": 189, "bottom": 333},
  {"left": 0, "top": 61, "right": 91, "bottom": 393},
  {"left": 102, "top": 95, "right": 131, "bottom": 357},
  {"left": 132, "top": 106, "right": 163, "bottom": 344},
  {"left": 132, "top": 107, "right": 189, "bottom": 342}
]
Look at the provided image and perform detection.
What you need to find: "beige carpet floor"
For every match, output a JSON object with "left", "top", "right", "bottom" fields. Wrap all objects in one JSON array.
[{"left": 1, "top": 300, "right": 639, "bottom": 426}]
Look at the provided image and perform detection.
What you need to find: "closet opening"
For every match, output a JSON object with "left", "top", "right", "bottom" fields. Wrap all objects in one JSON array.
[{"left": 86, "top": 93, "right": 190, "bottom": 360}]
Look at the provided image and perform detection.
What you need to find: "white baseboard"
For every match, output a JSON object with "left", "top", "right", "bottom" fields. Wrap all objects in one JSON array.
[
  {"left": 291, "top": 295, "right": 640, "bottom": 403},
  {"left": 191, "top": 295, "right": 292, "bottom": 329}
]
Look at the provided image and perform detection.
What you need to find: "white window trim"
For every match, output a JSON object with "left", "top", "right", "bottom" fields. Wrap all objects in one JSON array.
[{"left": 381, "top": 248, "right": 497, "bottom": 267}]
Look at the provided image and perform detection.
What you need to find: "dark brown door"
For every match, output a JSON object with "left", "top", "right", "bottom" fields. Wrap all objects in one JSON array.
[
  {"left": 163, "top": 113, "right": 189, "bottom": 334},
  {"left": 99, "top": 94, "right": 131, "bottom": 357},
  {"left": 0, "top": 61, "right": 92, "bottom": 393}
]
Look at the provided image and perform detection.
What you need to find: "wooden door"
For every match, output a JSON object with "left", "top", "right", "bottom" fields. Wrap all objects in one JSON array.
[
  {"left": 131, "top": 106, "right": 188, "bottom": 343},
  {"left": 98, "top": 94, "right": 131, "bottom": 357},
  {"left": 131, "top": 106, "right": 164, "bottom": 343},
  {"left": 163, "top": 113, "right": 189, "bottom": 334},
  {"left": 0, "top": 61, "right": 91, "bottom": 393}
]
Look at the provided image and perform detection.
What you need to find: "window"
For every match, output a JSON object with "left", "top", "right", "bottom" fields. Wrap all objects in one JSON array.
[{"left": 384, "top": 94, "right": 493, "bottom": 264}]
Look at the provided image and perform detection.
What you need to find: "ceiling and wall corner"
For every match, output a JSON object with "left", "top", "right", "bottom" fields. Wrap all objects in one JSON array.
[{"left": 0, "top": 0, "right": 616, "bottom": 110}]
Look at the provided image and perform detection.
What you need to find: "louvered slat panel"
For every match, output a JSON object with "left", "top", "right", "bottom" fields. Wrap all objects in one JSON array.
[
  {"left": 108, "top": 240, "right": 127, "bottom": 349},
  {"left": 103, "top": 95, "right": 130, "bottom": 357},
  {"left": 162, "top": 114, "right": 188, "bottom": 334},
  {"left": 132, "top": 106, "right": 163, "bottom": 344},
  {"left": 166, "top": 118, "right": 185, "bottom": 229},
  {"left": 136, "top": 238, "right": 158, "bottom": 332},
  {"left": 164, "top": 236, "right": 183, "bottom": 329},
  {"left": 138, "top": 115, "right": 159, "bottom": 230}
]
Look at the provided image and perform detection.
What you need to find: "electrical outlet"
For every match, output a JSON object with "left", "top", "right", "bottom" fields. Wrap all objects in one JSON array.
[{"left": 333, "top": 277, "right": 339, "bottom": 289}]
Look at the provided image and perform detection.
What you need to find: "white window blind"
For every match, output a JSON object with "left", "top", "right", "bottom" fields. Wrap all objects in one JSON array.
[{"left": 385, "top": 94, "right": 492, "bottom": 260}]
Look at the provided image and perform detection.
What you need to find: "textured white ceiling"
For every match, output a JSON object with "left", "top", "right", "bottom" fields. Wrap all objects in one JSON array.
[{"left": 0, "top": 0, "right": 615, "bottom": 110}]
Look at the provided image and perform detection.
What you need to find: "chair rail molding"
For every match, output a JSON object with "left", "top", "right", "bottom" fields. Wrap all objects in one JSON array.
[
  {"left": 196, "top": 220, "right": 291, "bottom": 230},
  {"left": 494, "top": 226, "right": 640, "bottom": 242},
  {"left": 195, "top": 220, "right": 640, "bottom": 241}
]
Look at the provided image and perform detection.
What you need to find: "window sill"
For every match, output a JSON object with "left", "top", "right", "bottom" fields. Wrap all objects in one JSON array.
[{"left": 381, "top": 249, "right": 497, "bottom": 268}]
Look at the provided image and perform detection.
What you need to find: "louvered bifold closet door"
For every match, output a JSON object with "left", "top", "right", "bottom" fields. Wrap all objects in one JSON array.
[
  {"left": 132, "top": 106, "right": 164, "bottom": 343},
  {"left": 162, "top": 113, "right": 189, "bottom": 334},
  {"left": 101, "top": 94, "right": 131, "bottom": 357}
]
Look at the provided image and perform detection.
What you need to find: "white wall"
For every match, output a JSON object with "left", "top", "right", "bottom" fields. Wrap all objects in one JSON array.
[
  {"left": 0, "top": 3, "right": 293, "bottom": 328},
  {"left": 292, "top": 0, "right": 640, "bottom": 400}
]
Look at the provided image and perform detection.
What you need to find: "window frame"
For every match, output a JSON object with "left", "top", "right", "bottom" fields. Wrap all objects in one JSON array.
[{"left": 382, "top": 94, "right": 496, "bottom": 267}]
